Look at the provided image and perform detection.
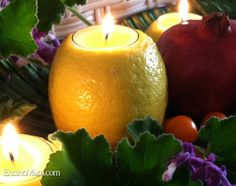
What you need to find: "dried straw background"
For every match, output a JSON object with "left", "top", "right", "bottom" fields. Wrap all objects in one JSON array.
[{"left": 54, "top": 0, "right": 176, "bottom": 37}]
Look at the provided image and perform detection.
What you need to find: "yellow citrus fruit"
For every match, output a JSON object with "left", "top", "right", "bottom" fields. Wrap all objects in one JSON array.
[
  {"left": 145, "top": 20, "right": 163, "bottom": 43},
  {"left": 49, "top": 29, "right": 167, "bottom": 147}
]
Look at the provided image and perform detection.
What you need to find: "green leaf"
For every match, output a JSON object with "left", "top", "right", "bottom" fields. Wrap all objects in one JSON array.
[
  {"left": 227, "top": 169, "right": 236, "bottom": 184},
  {"left": 0, "top": 95, "right": 36, "bottom": 122},
  {"left": 42, "top": 123, "right": 202, "bottom": 186},
  {"left": 198, "top": 116, "right": 236, "bottom": 170},
  {"left": 42, "top": 129, "right": 115, "bottom": 186},
  {"left": 116, "top": 132, "right": 185, "bottom": 186},
  {"left": 37, "top": 0, "right": 87, "bottom": 32},
  {"left": 0, "top": 0, "right": 37, "bottom": 58},
  {"left": 168, "top": 166, "right": 203, "bottom": 186},
  {"left": 41, "top": 150, "right": 85, "bottom": 186},
  {"left": 37, "top": 0, "right": 65, "bottom": 32},
  {"left": 194, "top": 0, "right": 236, "bottom": 19},
  {"left": 128, "top": 116, "right": 163, "bottom": 141},
  {"left": 62, "top": 0, "right": 87, "bottom": 6}
]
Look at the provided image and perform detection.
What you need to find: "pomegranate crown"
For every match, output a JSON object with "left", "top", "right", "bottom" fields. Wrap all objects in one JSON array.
[{"left": 201, "top": 13, "right": 231, "bottom": 36}]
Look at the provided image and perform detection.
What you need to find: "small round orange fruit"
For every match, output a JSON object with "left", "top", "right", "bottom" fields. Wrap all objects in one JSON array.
[
  {"left": 164, "top": 115, "right": 198, "bottom": 143},
  {"left": 202, "top": 112, "right": 227, "bottom": 125}
]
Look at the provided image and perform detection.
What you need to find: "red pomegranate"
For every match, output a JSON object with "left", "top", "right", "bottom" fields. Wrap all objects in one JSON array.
[{"left": 158, "top": 13, "right": 236, "bottom": 119}]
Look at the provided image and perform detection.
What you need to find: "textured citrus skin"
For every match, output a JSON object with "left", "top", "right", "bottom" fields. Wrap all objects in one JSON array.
[{"left": 49, "top": 30, "right": 167, "bottom": 146}]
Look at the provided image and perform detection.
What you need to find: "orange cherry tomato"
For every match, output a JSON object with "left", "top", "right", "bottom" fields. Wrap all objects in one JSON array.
[
  {"left": 164, "top": 115, "right": 198, "bottom": 143},
  {"left": 202, "top": 112, "right": 227, "bottom": 125}
]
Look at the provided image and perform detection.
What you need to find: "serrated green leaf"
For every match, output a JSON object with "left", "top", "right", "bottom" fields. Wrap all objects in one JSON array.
[
  {"left": 198, "top": 116, "right": 236, "bottom": 170},
  {"left": 37, "top": 0, "right": 87, "bottom": 32},
  {"left": 42, "top": 121, "right": 202, "bottom": 186},
  {"left": 128, "top": 116, "right": 163, "bottom": 141},
  {"left": 116, "top": 132, "right": 184, "bottom": 186},
  {"left": 0, "top": 0, "right": 37, "bottom": 58},
  {"left": 41, "top": 150, "right": 85, "bottom": 186},
  {"left": 62, "top": 0, "right": 87, "bottom": 6},
  {"left": 42, "top": 129, "right": 115, "bottom": 186},
  {"left": 37, "top": 0, "right": 65, "bottom": 32}
]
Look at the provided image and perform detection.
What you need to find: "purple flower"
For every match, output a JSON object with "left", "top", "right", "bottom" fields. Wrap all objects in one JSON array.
[
  {"left": 32, "top": 29, "right": 46, "bottom": 40},
  {"left": 32, "top": 28, "right": 60, "bottom": 64},
  {"left": 7, "top": 29, "right": 60, "bottom": 67},
  {"left": 162, "top": 142, "right": 233, "bottom": 186},
  {"left": 0, "top": 0, "right": 9, "bottom": 8},
  {"left": 162, "top": 142, "right": 194, "bottom": 181}
]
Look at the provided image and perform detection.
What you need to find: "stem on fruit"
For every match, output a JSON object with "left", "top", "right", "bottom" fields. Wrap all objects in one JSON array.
[{"left": 201, "top": 13, "right": 231, "bottom": 36}]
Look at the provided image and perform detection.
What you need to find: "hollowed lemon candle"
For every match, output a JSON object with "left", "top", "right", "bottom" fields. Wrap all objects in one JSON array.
[
  {"left": 0, "top": 123, "right": 56, "bottom": 186},
  {"left": 49, "top": 14, "right": 168, "bottom": 147},
  {"left": 73, "top": 24, "right": 138, "bottom": 49},
  {"left": 146, "top": 0, "right": 202, "bottom": 42}
]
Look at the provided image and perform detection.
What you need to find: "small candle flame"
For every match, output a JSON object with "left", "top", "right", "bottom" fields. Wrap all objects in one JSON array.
[
  {"left": 2, "top": 123, "right": 19, "bottom": 162},
  {"left": 179, "top": 0, "right": 189, "bottom": 22},
  {"left": 102, "top": 14, "right": 115, "bottom": 40}
]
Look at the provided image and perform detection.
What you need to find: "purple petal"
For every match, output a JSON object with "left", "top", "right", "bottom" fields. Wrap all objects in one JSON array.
[
  {"left": 207, "top": 153, "right": 216, "bottom": 162},
  {"left": 205, "top": 163, "right": 232, "bottom": 186},
  {"left": 0, "top": 0, "right": 9, "bottom": 8},
  {"left": 188, "top": 157, "right": 204, "bottom": 169},
  {"left": 32, "top": 28, "right": 46, "bottom": 41},
  {"left": 32, "top": 28, "right": 60, "bottom": 64},
  {"left": 221, "top": 165, "right": 227, "bottom": 176},
  {"left": 162, "top": 152, "right": 191, "bottom": 182},
  {"left": 188, "top": 157, "right": 205, "bottom": 180},
  {"left": 162, "top": 162, "right": 177, "bottom": 182},
  {"left": 173, "top": 152, "right": 191, "bottom": 167},
  {"left": 221, "top": 175, "right": 232, "bottom": 186},
  {"left": 162, "top": 143, "right": 233, "bottom": 186},
  {"left": 207, "top": 174, "right": 231, "bottom": 186},
  {"left": 207, "top": 176, "right": 222, "bottom": 186},
  {"left": 47, "top": 33, "right": 61, "bottom": 47},
  {"left": 36, "top": 40, "right": 57, "bottom": 64},
  {"left": 191, "top": 166, "right": 206, "bottom": 180},
  {"left": 183, "top": 142, "right": 195, "bottom": 156},
  {"left": 205, "top": 163, "right": 224, "bottom": 175}
]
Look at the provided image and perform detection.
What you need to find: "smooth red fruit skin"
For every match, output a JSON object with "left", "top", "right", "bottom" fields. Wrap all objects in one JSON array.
[
  {"left": 202, "top": 112, "right": 227, "bottom": 125},
  {"left": 158, "top": 13, "right": 236, "bottom": 120},
  {"left": 164, "top": 115, "right": 198, "bottom": 143}
]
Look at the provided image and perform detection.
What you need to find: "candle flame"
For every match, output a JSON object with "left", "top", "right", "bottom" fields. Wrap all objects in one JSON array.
[
  {"left": 102, "top": 14, "right": 115, "bottom": 40},
  {"left": 179, "top": 0, "right": 189, "bottom": 22},
  {"left": 2, "top": 123, "right": 19, "bottom": 161}
]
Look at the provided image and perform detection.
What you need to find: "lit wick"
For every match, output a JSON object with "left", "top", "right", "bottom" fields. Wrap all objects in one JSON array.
[
  {"left": 105, "top": 33, "right": 109, "bottom": 41},
  {"left": 102, "top": 14, "right": 114, "bottom": 44},
  {"left": 9, "top": 152, "right": 15, "bottom": 165},
  {"left": 2, "top": 123, "right": 19, "bottom": 165}
]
